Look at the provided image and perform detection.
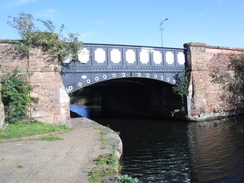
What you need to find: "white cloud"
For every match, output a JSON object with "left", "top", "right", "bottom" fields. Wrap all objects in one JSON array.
[
  {"left": 218, "top": 0, "right": 226, "bottom": 3},
  {"left": 79, "top": 32, "right": 96, "bottom": 39},
  {"left": 13, "top": 0, "right": 37, "bottom": 6},
  {"left": 94, "top": 20, "right": 106, "bottom": 27},
  {"left": 36, "top": 9, "right": 59, "bottom": 18},
  {"left": 3, "top": 0, "right": 37, "bottom": 8}
]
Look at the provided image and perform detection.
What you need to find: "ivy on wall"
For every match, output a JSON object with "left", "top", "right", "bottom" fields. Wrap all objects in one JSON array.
[
  {"left": 171, "top": 70, "right": 190, "bottom": 116},
  {"left": 0, "top": 69, "right": 36, "bottom": 124}
]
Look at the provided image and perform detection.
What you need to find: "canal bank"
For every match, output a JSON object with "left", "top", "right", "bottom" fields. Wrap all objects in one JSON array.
[{"left": 0, "top": 117, "right": 122, "bottom": 183}]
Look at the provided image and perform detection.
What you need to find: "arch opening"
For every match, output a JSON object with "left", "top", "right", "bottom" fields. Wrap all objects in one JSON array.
[{"left": 69, "top": 78, "right": 185, "bottom": 119}]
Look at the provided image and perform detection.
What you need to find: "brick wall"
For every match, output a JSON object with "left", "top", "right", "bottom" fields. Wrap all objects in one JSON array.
[
  {"left": 0, "top": 41, "right": 70, "bottom": 126},
  {"left": 185, "top": 42, "right": 244, "bottom": 120}
]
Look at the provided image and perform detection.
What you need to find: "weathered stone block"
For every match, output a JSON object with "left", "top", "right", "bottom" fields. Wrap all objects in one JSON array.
[{"left": 0, "top": 84, "right": 4, "bottom": 128}]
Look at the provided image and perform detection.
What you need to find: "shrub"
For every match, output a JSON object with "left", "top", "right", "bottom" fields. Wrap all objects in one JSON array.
[
  {"left": 171, "top": 70, "right": 190, "bottom": 116},
  {"left": 0, "top": 68, "right": 35, "bottom": 124},
  {"left": 118, "top": 174, "right": 139, "bottom": 183}
]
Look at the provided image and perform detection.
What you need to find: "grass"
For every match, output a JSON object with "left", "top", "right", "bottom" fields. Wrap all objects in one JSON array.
[
  {"left": 16, "top": 164, "right": 24, "bottom": 169},
  {"left": 34, "top": 134, "right": 63, "bottom": 141},
  {"left": 0, "top": 121, "right": 69, "bottom": 140},
  {"left": 89, "top": 153, "right": 121, "bottom": 182},
  {"left": 100, "top": 132, "right": 115, "bottom": 149},
  {"left": 88, "top": 124, "right": 122, "bottom": 182}
]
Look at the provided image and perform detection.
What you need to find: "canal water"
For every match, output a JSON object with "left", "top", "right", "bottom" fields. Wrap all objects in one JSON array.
[{"left": 70, "top": 105, "right": 244, "bottom": 182}]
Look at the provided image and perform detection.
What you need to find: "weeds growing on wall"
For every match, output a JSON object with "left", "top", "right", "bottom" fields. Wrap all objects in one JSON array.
[
  {"left": 210, "top": 54, "right": 244, "bottom": 112},
  {"left": 0, "top": 68, "right": 36, "bottom": 124},
  {"left": 172, "top": 70, "right": 190, "bottom": 116},
  {"left": 211, "top": 55, "right": 244, "bottom": 92},
  {"left": 7, "top": 12, "right": 83, "bottom": 61}
]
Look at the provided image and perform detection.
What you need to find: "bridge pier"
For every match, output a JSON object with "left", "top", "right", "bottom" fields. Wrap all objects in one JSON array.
[
  {"left": 185, "top": 42, "right": 244, "bottom": 121},
  {"left": 0, "top": 41, "right": 70, "bottom": 126}
]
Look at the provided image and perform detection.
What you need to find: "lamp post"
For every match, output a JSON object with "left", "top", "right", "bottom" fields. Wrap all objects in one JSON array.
[{"left": 160, "top": 18, "right": 168, "bottom": 47}]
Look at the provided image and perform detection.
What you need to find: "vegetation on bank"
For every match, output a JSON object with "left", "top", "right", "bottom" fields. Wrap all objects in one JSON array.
[
  {"left": 0, "top": 121, "right": 68, "bottom": 140},
  {"left": 0, "top": 68, "right": 69, "bottom": 140},
  {"left": 89, "top": 152, "right": 138, "bottom": 183},
  {"left": 0, "top": 68, "right": 68, "bottom": 140},
  {"left": 88, "top": 123, "right": 138, "bottom": 183},
  {"left": 89, "top": 153, "right": 121, "bottom": 182}
]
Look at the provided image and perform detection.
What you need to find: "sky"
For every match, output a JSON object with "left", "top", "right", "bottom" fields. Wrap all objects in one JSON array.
[{"left": 0, "top": 0, "right": 244, "bottom": 48}]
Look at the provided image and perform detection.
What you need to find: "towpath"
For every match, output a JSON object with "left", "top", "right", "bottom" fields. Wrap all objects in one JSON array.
[{"left": 0, "top": 118, "right": 107, "bottom": 183}]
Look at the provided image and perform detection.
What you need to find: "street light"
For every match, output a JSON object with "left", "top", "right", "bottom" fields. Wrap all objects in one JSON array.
[{"left": 160, "top": 18, "right": 168, "bottom": 47}]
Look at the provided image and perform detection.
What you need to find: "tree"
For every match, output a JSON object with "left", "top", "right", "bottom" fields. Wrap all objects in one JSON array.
[{"left": 7, "top": 12, "right": 83, "bottom": 61}]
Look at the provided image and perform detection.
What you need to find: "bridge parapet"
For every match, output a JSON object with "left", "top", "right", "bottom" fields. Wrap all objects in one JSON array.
[{"left": 62, "top": 43, "right": 186, "bottom": 93}]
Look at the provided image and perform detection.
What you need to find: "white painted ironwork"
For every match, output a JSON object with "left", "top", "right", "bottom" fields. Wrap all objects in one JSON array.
[
  {"left": 177, "top": 52, "right": 185, "bottom": 65},
  {"left": 140, "top": 49, "right": 150, "bottom": 64},
  {"left": 126, "top": 49, "right": 136, "bottom": 64},
  {"left": 95, "top": 48, "right": 106, "bottom": 63},
  {"left": 152, "top": 51, "right": 162, "bottom": 64},
  {"left": 78, "top": 48, "right": 90, "bottom": 63},
  {"left": 165, "top": 51, "right": 174, "bottom": 64},
  {"left": 111, "top": 49, "right": 121, "bottom": 63}
]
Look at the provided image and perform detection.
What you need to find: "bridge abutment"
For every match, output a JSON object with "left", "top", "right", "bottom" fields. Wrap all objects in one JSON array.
[
  {"left": 0, "top": 41, "right": 70, "bottom": 126},
  {"left": 185, "top": 42, "right": 244, "bottom": 121}
]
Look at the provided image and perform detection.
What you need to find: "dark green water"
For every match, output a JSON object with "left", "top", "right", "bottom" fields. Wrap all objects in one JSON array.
[
  {"left": 70, "top": 105, "right": 244, "bottom": 182},
  {"left": 94, "top": 117, "right": 244, "bottom": 183}
]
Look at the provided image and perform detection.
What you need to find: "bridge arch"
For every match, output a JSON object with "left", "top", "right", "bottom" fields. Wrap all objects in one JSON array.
[
  {"left": 70, "top": 77, "right": 184, "bottom": 118},
  {"left": 61, "top": 43, "right": 186, "bottom": 94}
]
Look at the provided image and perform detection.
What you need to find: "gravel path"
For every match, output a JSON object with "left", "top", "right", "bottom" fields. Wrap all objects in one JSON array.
[{"left": 0, "top": 118, "right": 106, "bottom": 183}]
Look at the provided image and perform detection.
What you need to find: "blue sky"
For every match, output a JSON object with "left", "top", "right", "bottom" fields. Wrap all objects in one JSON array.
[{"left": 0, "top": 0, "right": 244, "bottom": 48}]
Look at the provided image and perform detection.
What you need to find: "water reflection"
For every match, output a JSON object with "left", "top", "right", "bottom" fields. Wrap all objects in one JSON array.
[
  {"left": 95, "top": 118, "right": 192, "bottom": 182},
  {"left": 189, "top": 118, "right": 244, "bottom": 182},
  {"left": 70, "top": 105, "right": 244, "bottom": 182},
  {"left": 70, "top": 104, "right": 89, "bottom": 118}
]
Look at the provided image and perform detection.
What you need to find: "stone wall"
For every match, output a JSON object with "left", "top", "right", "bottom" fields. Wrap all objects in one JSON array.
[
  {"left": 0, "top": 41, "right": 70, "bottom": 126},
  {"left": 0, "top": 83, "right": 4, "bottom": 128},
  {"left": 185, "top": 42, "right": 244, "bottom": 120}
]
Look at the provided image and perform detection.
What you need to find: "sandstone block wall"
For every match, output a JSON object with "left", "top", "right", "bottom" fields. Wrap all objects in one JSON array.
[
  {"left": 0, "top": 41, "right": 70, "bottom": 126},
  {"left": 0, "top": 83, "right": 4, "bottom": 128},
  {"left": 185, "top": 42, "right": 244, "bottom": 120}
]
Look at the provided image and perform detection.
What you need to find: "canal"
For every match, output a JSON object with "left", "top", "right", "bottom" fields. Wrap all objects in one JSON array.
[{"left": 70, "top": 105, "right": 244, "bottom": 182}]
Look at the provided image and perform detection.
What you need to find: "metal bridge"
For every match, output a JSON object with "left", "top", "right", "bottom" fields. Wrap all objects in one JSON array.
[{"left": 61, "top": 43, "right": 186, "bottom": 93}]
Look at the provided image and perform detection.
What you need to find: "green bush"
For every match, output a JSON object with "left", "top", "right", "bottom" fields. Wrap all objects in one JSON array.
[
  {"left": 0, "top": 69, "right": 35, "bottom": 124},
  {"left": 118, "top": 174, "right": 139, "bottom": 183}
]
